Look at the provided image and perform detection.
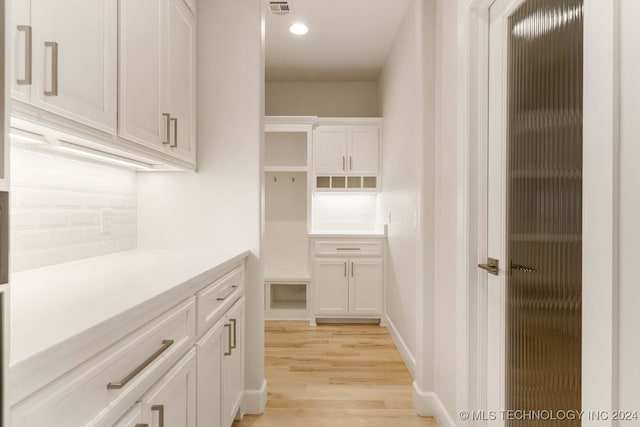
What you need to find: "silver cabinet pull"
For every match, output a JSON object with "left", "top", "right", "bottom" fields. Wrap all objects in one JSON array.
[
  {"left": 337, "top": 248, "right": 361, "bottom": 251},
  {"left": 478, "top": 258, "right": 499, "bottom": 276},
  {"left": 216, "top": 285, "right": 238, "bottom": 301},
  {"left": 224, "top": 324, "right": 232, "bottom": 356},
  {"left": 151, "top": 405, "right": 164, "bottom": 427},
  {"left": 162, "top": 113, "right": 171, "bottom": 144},
  {"left": 44, "top": 41, "right": 58, "bottom": 96},
  {"left": 351, "top": 262, "right": 354, "bottom": 277},
  {"left": 349, "top": 156, "right": 353, "bottom": 170},
  {"left": 17, "top": 25, "right": 32, "bottom": 85},
  {"left": 344, "top": 262, "right": 347, "bottom": 277},
  {"left": 342, "top": 156, "right": 346, "bottom": 170},
  {"left": 106, "top": 340, "right": 174, "bottom": 390},
  {"left": 170, "top": 118, "right": 178, "bottom": 148},
  {"left": 230, "top": 318, "right": 237, "bottom": 349}
]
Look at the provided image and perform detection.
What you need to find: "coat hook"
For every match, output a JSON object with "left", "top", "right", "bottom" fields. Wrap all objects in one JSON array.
[
  {"left": 292, "top": 177, "right": 295, "bottom": 183},
  {"left": 273, "top": 176, "right": 277, "bottom": 183}
]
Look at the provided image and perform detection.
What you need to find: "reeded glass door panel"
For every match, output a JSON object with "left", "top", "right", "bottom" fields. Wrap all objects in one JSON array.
[{"left": 506, "top": 0, "right": 583, "bottom": 425}]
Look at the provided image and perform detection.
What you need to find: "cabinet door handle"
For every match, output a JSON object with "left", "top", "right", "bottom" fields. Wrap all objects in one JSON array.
[
  {"left": 170, "top": 118, "right": 178, "bottom": 148},
  {"left": 344, "top": 262, "right": 347, "bottom": 277},
  {"left": 17, "top": 25, "right": 32, "bottom": 85},
  {"left": 106, "top": 340, "right": 174, "bottom": 390},
  {"left": 350, "top": 156, "right": 353, "bottom": 170},
  {"left": 230, "top": 318, "right": 237, "bottom": 349},
  {"left": 135, "top": 425, "right": 149, "bottom": 427},
  {"left": 351, "top": 262, "right": 354, "bottom": 277},
  {"left": 162, "top": 113, "right": 171, "bottom": 144},
  {"left": 44, "top": 41, "right": 58, "bottom": 96},
  {"left": 151, "top": 405, "right": 165, "bottom": 427},
  {"left": 342, "top": 156, "right": 345, "bottom": 170},
  {"left": 224, "top": 324, "right": 232, "bottom": 356},
  {"left": 216, "top": 285, "right": 238, "bottom": 301}
]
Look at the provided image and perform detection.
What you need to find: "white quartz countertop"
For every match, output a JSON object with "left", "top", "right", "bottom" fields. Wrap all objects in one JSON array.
[{"left": 10, "top": 249, "right": 249, "bottom": 367}]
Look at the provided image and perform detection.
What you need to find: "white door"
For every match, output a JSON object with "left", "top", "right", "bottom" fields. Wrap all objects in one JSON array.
[
  {"left": 30, "top": 0, "right": 117, "bottom": 133},
  {"left": 348, "top": 127, "right": 379, "bottom": 175},
  {"left": 118, "top": 0, "right": 168, "bottom": 149},
  {"left": 11, "top": 0, "right": 32, "bottom": 103},
  {"left": 313, "top": 127, "right": 348, "bottom": 174},
  {"left": 314, "top": 258, "right": 349, "bottom": 315},
  {"left": 349, "top": 258, "right": 383, "bottom": 315},
  {"left": 166, "top": 0, "right": 196, "bottom": 163},
  {"left": 142, "top": 349, "right": 197, "bottom": 427},
  {"left": 196, "top": 319, "right": 224, "bottom": 427},
  {"left": 222, "top": 299, "right": 244, "bottom": 427},
  {"left": 484, "top": 0, "right": 512, "bottom": 422}
]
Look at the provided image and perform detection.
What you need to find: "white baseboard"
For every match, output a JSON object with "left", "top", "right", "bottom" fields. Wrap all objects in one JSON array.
[
  {"left": 242, "top": 379, "right": 268, "bottom": 415},
  {"left": 412, "top": 382, "right": 456, "bottom": 427},
  {"left": 384, "top": 313, "right": 417, "bottom": 379}
]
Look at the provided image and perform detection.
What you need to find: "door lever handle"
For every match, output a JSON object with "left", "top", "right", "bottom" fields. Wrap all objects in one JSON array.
[{"left": 478, "top": 258, "right": 499, "bottom": 276}]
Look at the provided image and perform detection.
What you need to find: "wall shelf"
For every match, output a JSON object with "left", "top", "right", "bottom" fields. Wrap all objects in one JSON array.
[{"left": 264, "top": 166, "right": 308, "bottom": 173}]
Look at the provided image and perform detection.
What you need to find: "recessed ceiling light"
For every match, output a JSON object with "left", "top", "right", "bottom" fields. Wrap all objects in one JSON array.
[{"left": 289, "top": 22, "right": 308, "bottom": 35}]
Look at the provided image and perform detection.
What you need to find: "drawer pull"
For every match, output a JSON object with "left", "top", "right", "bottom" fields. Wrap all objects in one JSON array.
[
  {"left": 216, "top": 285, "right": 238, "bottom": 301},
  {"left": 230, "top": 318, "right": 237, "bottom": 349},
  {"left": 337, "top": 248, "right": 361, "bottom": 251},
  {"left": 106, "top": 340, "right": 174, "bottom": 390},
  {"left": 224, "top": 324, "right": 232, "bottom": 356},
  {"left": 135, "top": 425, "right": 149, "bottom": 427},
  {"left": 152, "top": 405, "right": 165, "bottom": 427}
]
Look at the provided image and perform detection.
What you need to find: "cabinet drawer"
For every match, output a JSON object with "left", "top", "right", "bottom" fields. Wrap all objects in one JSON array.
[
  {"left": 197, "top": 266, "right": 244, "bottom": 334},
  {"left": 11, "top": 298, "right": 196, "bottom": 427},
  {"left": 314, "top": 240, "right": 383, "bottom": 257}
]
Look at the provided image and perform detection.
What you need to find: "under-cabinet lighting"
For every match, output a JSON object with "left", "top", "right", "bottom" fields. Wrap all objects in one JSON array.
[
  {"left": 9, "top": 128, "right": 47, "bottom": 144},
  {"left": 289, "top": 22, "right": 308, "bottom": 35},
  {"left": 55, "top": 141, "right": 154, "bottom": 171}
]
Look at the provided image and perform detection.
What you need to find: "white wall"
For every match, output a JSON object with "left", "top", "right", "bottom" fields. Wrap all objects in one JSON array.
[
  {"left": 378, "top": 0, "right": 421, "bottom": 374},
  {"left": 136, "top": 0, "right": 265, "bottom": 406},
  {"left": 432, "top": 0, "right": 458, "bottom": 419},
  {"left": 617, "top": 0, "right": 640, "bottom": 414},
  {"left": 10, "top": 146, "right": 137, "bottom": 272},
  {"left": 265, "top": 81, "right": 379, "bottom": 117}
]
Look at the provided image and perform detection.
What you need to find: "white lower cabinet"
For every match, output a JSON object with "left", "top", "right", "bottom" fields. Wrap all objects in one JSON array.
[
  {"left": 141, "top": 349, "right": 197, "bottom": 427},
  {"left": 312, "top": 238, "right": 385, "bottom": 322},
  {"left": 196, "top": 297, "right": 245, "bottom": 427},
  {"left": 10, "top": 263, "right": 246, "bottom": 427}
]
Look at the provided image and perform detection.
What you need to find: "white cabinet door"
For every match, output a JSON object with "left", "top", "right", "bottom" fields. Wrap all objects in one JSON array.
[
  {"left": 118, "top": 0, "right": 167, "bottom": 149},
  {"left": 313, "top": 127, "right": 348, "bottom": 174},
  {"left": 348, "top": 127, "right": 379, "bottom": 175},
  {"left": 141, "top": 349, "right": 197, "bottom": 427},
  {"left": 11, "top": 0, "right": 31, "bottom": 103},
  {"left": 30, "top": 0, "right": 117, "bottom": 133},
  {"left": 113, "top": 403, "right": 144, "bottom": 427},
  {"left": 196, "top": 319, "right": 224, "bottom": 427},
  {"left": 349, "top": 258, "right": 383, "bottom": 315},
  {"left": 222, "top": 298, "right": 244, "bottom": 427},
  {"left": 166, "top": 0, "right": 196, "bottom": 163},
  {"left": 314, "top": 259, "right": 349, "bottom": 315}
]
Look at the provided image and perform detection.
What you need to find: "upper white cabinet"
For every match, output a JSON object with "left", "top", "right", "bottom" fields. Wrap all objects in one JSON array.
[
  {"left": 12, "top": 0, "right": 118, "bottom": 133},
  {"left": 313, "top": 121, "right": 381, "bottom": 191},
  {"left": 119, "top": 0, "right": 196, "bottom": 165}
]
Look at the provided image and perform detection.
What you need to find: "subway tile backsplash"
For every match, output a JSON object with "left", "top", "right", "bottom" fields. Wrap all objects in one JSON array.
[{"left": 10, "top": 146, "right": 137, "bottom": 272}]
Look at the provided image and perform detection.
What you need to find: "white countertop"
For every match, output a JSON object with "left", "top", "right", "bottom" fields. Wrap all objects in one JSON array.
[{"left": 10, "top": 249, "right": 249, "bottom": 366}]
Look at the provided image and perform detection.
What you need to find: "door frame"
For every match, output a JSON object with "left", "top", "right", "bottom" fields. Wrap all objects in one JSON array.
[{"left": 456, "top": 1, "right": 620, "bottom": 426}]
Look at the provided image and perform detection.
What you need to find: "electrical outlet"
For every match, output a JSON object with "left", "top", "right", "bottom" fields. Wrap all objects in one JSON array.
[{"left": 100, "top": 208, "right": 113, "bottom": 235}]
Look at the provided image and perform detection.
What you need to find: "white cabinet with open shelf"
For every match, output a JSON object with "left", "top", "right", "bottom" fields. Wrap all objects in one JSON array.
[
  {"left": 263, "top": 120, "right": 313, "bottom": 320},
  {"left": 313, "top": 120, "right": 381, "bottom": 192}
]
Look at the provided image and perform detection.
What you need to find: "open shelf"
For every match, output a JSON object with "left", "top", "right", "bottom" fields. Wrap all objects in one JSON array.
[
  {"left": 264, "top": 166, "right": 308, "bottom": 173},
  {"left": 265, "top": 281, "right": 310, "bottom": 320}
]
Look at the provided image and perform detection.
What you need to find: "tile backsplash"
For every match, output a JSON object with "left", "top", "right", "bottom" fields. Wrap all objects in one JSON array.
[{"left": 10, "top": 146, "right": 137, "bottom": 272}]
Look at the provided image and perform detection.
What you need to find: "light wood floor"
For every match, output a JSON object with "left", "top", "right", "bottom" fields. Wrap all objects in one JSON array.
[{"left": 233, "top": 321, "right": 437, "bottom": 427}]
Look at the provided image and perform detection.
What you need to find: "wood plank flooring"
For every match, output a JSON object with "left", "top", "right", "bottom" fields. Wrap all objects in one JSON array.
[{"left": 233, "top": 321, "right": 437, "bottom": 427}]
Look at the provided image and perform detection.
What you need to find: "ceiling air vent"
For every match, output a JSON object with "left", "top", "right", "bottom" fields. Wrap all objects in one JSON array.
[{"left": 269, "top": 1, "right": 290, "bottom": 15}]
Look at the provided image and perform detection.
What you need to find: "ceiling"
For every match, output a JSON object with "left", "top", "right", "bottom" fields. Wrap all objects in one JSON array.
[{"left": 265, "top": 0, "right": 413, "bottom": 82}]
